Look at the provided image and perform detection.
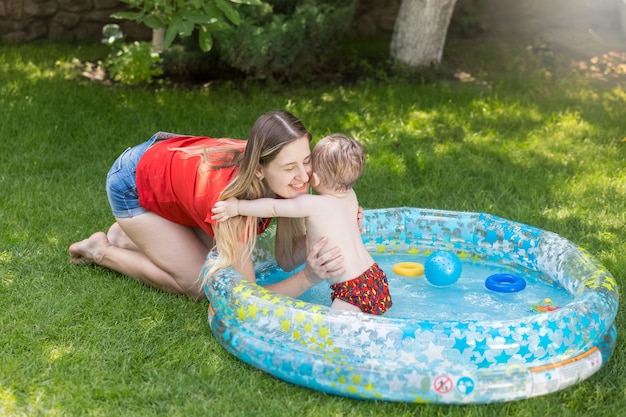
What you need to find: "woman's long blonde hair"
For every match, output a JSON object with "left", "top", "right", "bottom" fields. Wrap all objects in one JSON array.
[{"left": 203, "top": 110, "right": 311, "bottom": 284}]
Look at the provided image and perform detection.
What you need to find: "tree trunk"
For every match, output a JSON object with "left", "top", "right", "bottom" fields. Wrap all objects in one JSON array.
[{"left": 390, "top": 0, "right": 458, "bottom": 67}]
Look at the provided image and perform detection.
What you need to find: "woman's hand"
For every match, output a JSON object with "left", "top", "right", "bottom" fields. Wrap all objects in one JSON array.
[{"left": 303, "top": 237, "right": 345, "bottom": 285}]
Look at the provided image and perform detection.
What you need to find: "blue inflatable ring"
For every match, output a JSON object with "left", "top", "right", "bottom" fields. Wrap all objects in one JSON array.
[
  {"left": 485, "top": 273, "right": 526, "bottom": 293},
  {"left": 203, "top": 207, "right": 618, "bottom": 404}
]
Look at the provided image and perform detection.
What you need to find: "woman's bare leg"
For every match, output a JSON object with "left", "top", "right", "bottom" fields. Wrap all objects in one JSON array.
[
  {"left": 69, "top": 212, "right": 212, "bottom": 299},
  {"left": 107, "top": 222, "right": 140, "bottom": 251}
]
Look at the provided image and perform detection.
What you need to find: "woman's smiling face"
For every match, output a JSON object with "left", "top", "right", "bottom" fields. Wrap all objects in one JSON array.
[{"left": 258, "top": 136, "right": 312, "bottom": 199}]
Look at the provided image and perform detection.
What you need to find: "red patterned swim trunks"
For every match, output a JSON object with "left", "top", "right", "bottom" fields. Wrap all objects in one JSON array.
[{"left": 330, "top": 263, "right": 392, "bottom": 315}]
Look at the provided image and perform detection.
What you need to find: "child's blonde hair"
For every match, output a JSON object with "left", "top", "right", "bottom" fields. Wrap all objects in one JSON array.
[
  {"left": 312, "top": 133, "right": 365, "bottom": 192},
  {"left": 203, "top": 110, "right": 311, "bottom": 284}
]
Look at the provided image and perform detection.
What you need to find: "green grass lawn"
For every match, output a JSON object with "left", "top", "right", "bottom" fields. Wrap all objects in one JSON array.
[{"left": 1, "top": 34, "right": 624, "bottom": 416}]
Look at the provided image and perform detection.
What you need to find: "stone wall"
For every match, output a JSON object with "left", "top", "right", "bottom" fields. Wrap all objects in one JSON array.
[
  {"left": 0, "top": 0, "right": 148, "bottom": 42},
  {"left": 1, "top": 0, "right": 405, "bottom": 43}
]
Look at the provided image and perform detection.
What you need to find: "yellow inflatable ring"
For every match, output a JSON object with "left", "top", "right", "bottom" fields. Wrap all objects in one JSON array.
[{"left": 392, "top": 262, "right": 424, "bottom": 277}]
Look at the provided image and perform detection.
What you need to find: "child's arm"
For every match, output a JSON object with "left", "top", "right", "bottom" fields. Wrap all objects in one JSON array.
[{"left": 212, "top": 196, "right": 315, "bottom": 222}]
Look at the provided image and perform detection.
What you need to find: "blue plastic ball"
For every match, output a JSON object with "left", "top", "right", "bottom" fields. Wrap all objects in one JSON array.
[{"left": 424, "top": 251, "right": 462, "bottom": 287}]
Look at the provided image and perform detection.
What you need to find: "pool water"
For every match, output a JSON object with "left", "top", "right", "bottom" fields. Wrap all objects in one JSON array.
[{"left": 257, "top": 254, "right": 573, "bottom": 321}]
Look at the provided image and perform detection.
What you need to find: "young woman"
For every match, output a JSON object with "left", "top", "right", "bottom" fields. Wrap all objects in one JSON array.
[{"left": 69, "top": 110, "right": 345, "bottom": 299}]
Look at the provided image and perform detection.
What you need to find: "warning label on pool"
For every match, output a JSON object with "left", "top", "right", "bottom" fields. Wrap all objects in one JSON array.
[
  {"left": 529, "top": 347, "right": 603, "bottom": 396},
  {"left": 433, "top": 375, "right": 454, "bottom": 394}
]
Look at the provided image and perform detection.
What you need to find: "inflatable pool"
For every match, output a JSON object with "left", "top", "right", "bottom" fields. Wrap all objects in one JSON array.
[{"left": 203, "top": 208, "right": 618, "bottom": 404}]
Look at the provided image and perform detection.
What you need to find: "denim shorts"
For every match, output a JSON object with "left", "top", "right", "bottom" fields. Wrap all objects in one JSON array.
[{"left": 106, "top": 132, "right": 179, "bottom": 218}]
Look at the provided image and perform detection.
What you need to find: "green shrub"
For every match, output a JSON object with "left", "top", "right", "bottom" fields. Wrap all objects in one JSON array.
[
  {"left": 106, "top": 40, "right": 163, "bottom": 85},
  {"left": 214, "top": 0, "right": 356, "bottom": 80},
  {"left": 101, "top": 24, "right": 163, "bottom": 85},
  {"left": 113, "top": 0, "right": 262, "bottom": 52}
]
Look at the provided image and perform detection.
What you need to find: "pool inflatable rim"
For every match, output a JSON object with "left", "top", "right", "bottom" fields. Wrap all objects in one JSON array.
[{"left": 204, "top": 207, "right": 619, "bottom": 404}]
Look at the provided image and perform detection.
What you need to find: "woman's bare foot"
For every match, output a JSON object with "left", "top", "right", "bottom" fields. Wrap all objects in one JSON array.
[{"left": 69, "top": 232, "right": 110, "bottom": 265}]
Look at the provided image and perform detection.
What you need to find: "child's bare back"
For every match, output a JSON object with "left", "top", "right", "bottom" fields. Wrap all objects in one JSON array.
[{"left": 298, "top": 190, "right": 374, "bottom": 284}]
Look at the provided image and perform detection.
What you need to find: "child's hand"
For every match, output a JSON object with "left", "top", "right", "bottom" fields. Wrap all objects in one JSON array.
[{"left": 211, "top": 198, "right": 240, "bottom": 222}]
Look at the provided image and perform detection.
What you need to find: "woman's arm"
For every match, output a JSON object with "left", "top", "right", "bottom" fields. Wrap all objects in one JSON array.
[
  {"left": 274, "top": 217, "right": 306, "bottom": 271},
  {"left": 231, "top": 236, "right": 344, "bottom": 298},
  {"left": 231, "top": 253, "right": 257, "bottom": 283},
  {"left": 265, "top": 237, "right": 346, "bottom": 298}
]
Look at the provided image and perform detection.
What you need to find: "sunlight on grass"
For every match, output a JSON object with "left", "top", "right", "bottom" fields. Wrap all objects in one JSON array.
[
  {"left": 0, "top": 56, "right": 56, "bottom": 80},
  {"left": 525, "top": 112, "right": 593, "bottom": 162},
  {"left": 368, "top": 152, "right": 409, "bottom": 177},
  {"left": 541, "top": 167, "right": 626, "bottom": 251},
  {"left": 0, "top": 251, "right": 12, "bottom": 264},
  {"left": 139, "top": 313, "right": 165, "bottom": 332},
  {"left": 556, "top": 170, "right": 626, "bottom": 211},
  {"left": 0, "top": 387, "right": 17, "bottom": 416},
  {"left": 0, "top": 251, "right": 15, "bottom": 288},
  {"left": 47, "top": 344, "right": 74, "bottom": 362},
  {"left": 0, "top": 386, "right": 64, "bottom": 417},
  {"left": 404, "top": 109, "right": 443, "bottom": 139}
]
